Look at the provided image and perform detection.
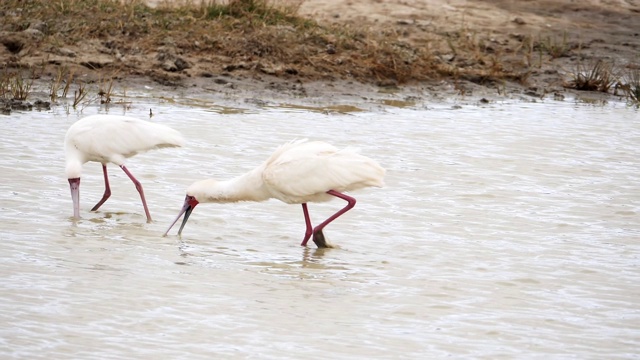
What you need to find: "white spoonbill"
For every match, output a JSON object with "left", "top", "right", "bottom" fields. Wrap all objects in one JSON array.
[
  {"left": 163, "top": 139, "right": 385, "bottom": 248},
  {"left": 65, "top": 114, "right": 184, "bottom": 222}
]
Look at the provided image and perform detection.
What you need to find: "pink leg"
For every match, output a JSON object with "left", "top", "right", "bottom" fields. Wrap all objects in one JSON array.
[
  {"left": 300, "top": 203, "right": 313, "bottom": 246},
  {"left": 120, "top": 165, "right": 152, "bottom": 223},
  {"left": 91, "top": 164, "right": 111, "bottom": 211},
  {"left": 300, "top": 190, "right": 356, "bottom": 246}
]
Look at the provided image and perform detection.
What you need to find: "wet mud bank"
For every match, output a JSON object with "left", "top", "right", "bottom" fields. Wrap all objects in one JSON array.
[{"left": 1, "top": 0, "right": 639, "bottom": 113}]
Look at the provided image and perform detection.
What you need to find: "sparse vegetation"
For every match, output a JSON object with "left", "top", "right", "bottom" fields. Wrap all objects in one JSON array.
[
  {"left": 0, "top": 0, "right": 532, "bottom": 88},
  {"left": 0, "top": 72, "right": 10, "bottom": 99},
  {"left": 61, "top": 68, "right": 75, "bottom": 99},
  {"left": 0, "top": 0, "right": 637, "bottom": 110},
  {"left": 620, "top": 67, "right": 640, "bottom": 103},
  {"left": 0, "top": 71, "right": 33, "bottom": 101},
  {"left": 538, "top": 32, "right": 572, "bottom": 59},
  {"left": 50, "top": 66, "right": 67, "bottom": 103},
  {"left": 12, "top": 74, "right": 32, "bottom": 101},
  {"left": 98, "top": 72, "right": 117, "bottom": 104},
  {"left": 73, "top": 82, "right": 88, "bottom": 108},
  {"left": 567, "top": 59, "right": 617, "bottom": 93}
]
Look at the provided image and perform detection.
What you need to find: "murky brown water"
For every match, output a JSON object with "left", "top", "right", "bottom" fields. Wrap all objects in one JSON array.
[{"left": 1, "top": 95, "right": 639, "bottom": 359}]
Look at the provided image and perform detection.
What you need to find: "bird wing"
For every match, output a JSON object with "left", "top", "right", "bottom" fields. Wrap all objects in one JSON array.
[
  {"left": 261, "top": 138, "right": 309, "bottom": 168},
  {"left": 67, "top": 115, "right": 184, "bottom": 164},
  {"left": 262, "top": 141, "right": 385, "bottom": 202}
]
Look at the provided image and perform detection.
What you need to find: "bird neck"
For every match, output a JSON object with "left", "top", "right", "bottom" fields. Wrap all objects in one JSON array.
[{"left": 189, "top": 168, "right": 271, "bottom": 204}]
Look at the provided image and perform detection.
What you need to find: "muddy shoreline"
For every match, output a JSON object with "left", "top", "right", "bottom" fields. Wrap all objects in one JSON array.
[{"left": 1, "top": 0, "right": 639, "bottom": 112}]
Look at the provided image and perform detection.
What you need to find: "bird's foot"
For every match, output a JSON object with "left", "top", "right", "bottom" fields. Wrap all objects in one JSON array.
[{"left": 312, "top": 230, "right": 334, "bottom": 248}]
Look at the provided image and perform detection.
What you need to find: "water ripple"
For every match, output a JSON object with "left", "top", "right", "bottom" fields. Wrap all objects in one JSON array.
[{"left": 1, "top": 101, "right": 639, "bottom": 359}]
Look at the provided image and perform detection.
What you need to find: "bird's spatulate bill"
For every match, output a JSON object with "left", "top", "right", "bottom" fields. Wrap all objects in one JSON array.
[
  {"left": 69, "top": 178, "right": 80, "bottom": 219},
  {"left": 163, "top": 195, "right": 199, "bottom": 236}
]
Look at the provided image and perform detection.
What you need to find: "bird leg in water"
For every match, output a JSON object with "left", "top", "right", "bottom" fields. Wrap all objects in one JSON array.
[
  {"left": 301, "top": 203, "right": 332, "bottom": 248},
  {"left": 301, "top": 203, "right": 313, "bottom": 244},
  {"left": 120, "top": 165, "right": 152, "bottom": 223},
  {"left": 300, "top": 190, "right": 356, "bottom": 248},
  {"left": 91, "top": 164, "right": 112, "bottom": 212},
  {"left": 312, "top": 229, "right": 331, "bottom": 248},
  {"left": 301, "top": 203, "right": 331, "bottom": 248}
]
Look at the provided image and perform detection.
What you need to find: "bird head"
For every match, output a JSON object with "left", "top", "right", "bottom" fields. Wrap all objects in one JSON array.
[
  {"left": 65, "top": 159, "right": 83, "bottom": 180},
  {"left": 163, "top": 194, "right": 200, "bottom": 237}
]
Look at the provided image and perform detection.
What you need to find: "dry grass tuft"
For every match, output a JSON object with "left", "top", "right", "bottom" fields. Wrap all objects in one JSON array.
[
  {"left": 73, "top": 81, "right": 88, "bottom": 108},
  {"left": 0, "top": 71, "right": 33, "bottom": 100},
  {"left": 566, "top": 59, "right": 617, "bottom": 93},
  {"left": 619, "top": 67, "right": 640, "bottom": 103},
  {"left": 537, "top": 32, "right": 573, "bottom": 59}
]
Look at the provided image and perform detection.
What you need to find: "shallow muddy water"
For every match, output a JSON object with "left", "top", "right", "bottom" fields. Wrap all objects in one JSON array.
[{"left": 1, "top": 94, "right": 639, "bottom": 359}]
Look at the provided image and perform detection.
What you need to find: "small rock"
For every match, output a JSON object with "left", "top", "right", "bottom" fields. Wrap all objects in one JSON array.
[
  {"left": 79, "top": 54, "right": 113, "bottom": 69},
  {"left": 509, "top": 33, "right": 525, "bottom": 42},
  {"left": 326, "top": 43, "right": 336, "bottom": 54},
  {"left": 377, "top": 79, "right": 398, "bottom": 88},
  {"left": 245, "top": 98, "right": 268, "bottom": 107},
  {"left": 257, "top": 63, "right": 279, "bottom": 75},
  {"left": 9, "top": 99, "right": 33, "bottom": 111},
  {"left": 161, "top": 37, "right": 175, "bottom": 46},
  {"left": 223, "top": 62, "right": 250, "bottom": 72},
  {"left": 161, "top": 60, "right": 177, "bottom": 72},
  {"left": 56, "top": 47, "right": 76, "bottom": 57},
  {"left": 174, "top": 57, "right": 190, "bottom": 71},
  {"left": 22, "top": 28, "right": 44, "bottom": 39},
  {"left": 513, "top": 17, "right": 526, "bottom": 25},
  {"left": 34, "top": 99, "right": 51, "bottom": 110},
  {"left": 29, "top": 21, "right": 48, "bottom": 34}
]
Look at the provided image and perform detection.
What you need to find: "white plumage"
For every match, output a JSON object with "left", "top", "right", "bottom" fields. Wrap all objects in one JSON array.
[
  {"left": 65, "top": 114, "right": 184, "bottom": 222},
  {"left": 164, "top": 139, "right": 385, "bottom": 248}
]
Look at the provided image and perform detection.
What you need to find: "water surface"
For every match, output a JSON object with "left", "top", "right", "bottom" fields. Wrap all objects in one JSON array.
[{"left": 1, "top": 96, "right": 639, "bottom": 359}]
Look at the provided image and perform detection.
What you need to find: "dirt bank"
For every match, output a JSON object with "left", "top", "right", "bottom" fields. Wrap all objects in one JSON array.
[{"left": 1, "top": 0, "right": 639, "bottom": 111}]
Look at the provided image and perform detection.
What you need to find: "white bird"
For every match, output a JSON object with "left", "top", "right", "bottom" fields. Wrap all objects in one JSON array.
[
  {"left": 64, "top": 114, "right": 184, "bottom": 222},
  {"left": 163, "top": 139, "right": 385, "bottom": 248}
]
